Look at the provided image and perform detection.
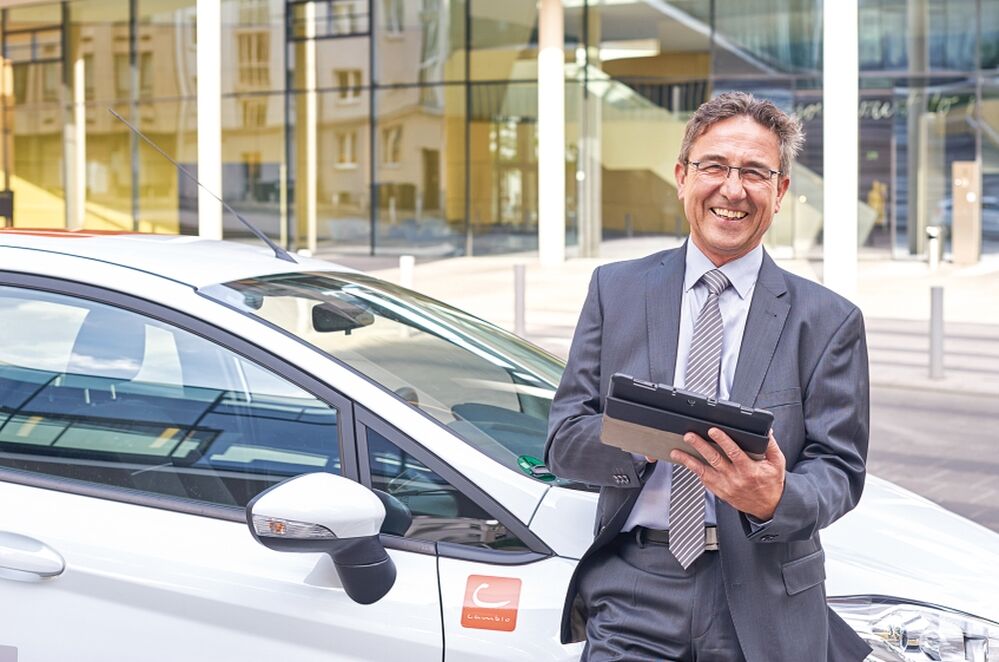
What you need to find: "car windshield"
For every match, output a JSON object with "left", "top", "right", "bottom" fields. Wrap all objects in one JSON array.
[{"left": 200, "top": 271, "right": 580, "bottom": 487}]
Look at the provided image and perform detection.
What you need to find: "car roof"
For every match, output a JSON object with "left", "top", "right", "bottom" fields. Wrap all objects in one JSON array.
[{"left": 0, "top": 229, "right": 353, "bottom": 287}]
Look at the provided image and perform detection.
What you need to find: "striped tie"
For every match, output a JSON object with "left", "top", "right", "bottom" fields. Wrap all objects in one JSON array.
[{"left": 669, "top": 268, "right": 730, "bottom": 569}]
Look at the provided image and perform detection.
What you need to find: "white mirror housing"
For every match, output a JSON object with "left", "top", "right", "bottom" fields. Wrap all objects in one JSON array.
[{"left": 246, "top": 472, "right": 396, "bottom": 605}]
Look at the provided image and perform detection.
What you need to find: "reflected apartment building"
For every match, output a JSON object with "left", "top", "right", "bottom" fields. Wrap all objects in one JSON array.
[{"left": 2, "top": 0, "right": 998, "bottom": 262}]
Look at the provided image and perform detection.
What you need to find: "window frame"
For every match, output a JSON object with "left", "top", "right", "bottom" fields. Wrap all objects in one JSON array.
[
  {"left": 354, "top": 404, "right": 552, "bottom": 563},
  {"left": 0, "top": 271, "right": 358, "bottom": 523}
]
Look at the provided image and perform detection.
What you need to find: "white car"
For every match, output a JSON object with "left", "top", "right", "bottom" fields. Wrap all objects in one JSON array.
[{"left": 0, "top": 230, "right": 996, "bottom": 662}]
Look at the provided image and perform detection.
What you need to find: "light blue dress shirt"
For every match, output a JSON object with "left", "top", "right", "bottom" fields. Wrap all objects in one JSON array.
[{"left": 622, "top": 241, "right": 763, "bottom": 532}]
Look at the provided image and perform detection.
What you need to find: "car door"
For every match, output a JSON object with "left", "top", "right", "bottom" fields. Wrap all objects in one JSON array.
[
  {"left": 0, "top": 278, "right": 442, "bottom": 662},
  {"left": 354, "top": 408, "right": 583, "bottom": 661}
]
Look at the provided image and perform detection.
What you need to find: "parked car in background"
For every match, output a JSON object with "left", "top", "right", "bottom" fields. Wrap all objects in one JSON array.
[{"left": 0, "top": 230, "right": 996, "bottom": 661}]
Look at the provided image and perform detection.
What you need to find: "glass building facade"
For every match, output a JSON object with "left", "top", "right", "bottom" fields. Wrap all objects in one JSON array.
[{"left": 1, "top": 0, "right": 997, "bottom": 260}]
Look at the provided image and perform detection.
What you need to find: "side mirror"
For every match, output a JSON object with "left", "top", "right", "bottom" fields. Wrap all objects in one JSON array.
[{"left": 246, "top": 472, "right": 397, "bottom": 605}]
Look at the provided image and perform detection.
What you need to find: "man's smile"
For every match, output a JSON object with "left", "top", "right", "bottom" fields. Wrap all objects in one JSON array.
[{"left": 710, "top": 207, "right": 749, "bottom": 220}]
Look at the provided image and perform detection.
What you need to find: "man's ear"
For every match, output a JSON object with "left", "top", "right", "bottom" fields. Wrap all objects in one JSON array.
[
  {"left": 675, "top": 161, "right": 688, "bottom": 200},
  {"left": 773, "top": 175, "right": 791, "bottom": 214}
]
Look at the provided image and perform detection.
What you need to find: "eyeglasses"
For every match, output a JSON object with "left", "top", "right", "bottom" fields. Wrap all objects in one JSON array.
[{"left": 685, "top": 160, "right": 782, "bottom": 186}]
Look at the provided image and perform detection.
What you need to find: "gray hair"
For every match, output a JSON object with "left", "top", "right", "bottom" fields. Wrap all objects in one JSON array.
[{"left": 678, "top": 92, "right": 804, "bottom": 175}]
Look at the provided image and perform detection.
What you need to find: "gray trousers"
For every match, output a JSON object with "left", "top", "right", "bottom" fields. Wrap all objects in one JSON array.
[{"left": 578, "top": 533, "right": 746, "bottom": 662}]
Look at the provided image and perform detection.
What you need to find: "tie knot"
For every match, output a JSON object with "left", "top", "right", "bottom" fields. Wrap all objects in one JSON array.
[{"left": 700, "top": 269, "right": 730, "bottom": 296}]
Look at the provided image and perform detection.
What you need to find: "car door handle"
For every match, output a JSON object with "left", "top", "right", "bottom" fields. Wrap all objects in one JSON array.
[{"left": 0, "top": 531, "right": 65, "bottom": 579}]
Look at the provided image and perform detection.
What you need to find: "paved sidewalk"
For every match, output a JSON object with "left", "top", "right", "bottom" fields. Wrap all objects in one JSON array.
[{"left": 321, "top": 237, "right": 999, "bottom": 398}]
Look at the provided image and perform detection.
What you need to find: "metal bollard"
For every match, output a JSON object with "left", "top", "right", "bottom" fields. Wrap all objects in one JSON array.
[
  {"left": 399, "top": 255, "right": 415, "bottom": 289},
  {"left": 514, "top": 263, "right": 526, "bottom": 337},
  {"left": 926, "top": 225, "right": 941, "bottom": 272},
  {"left": 929, "top": 286, "right": 944, "bottom": 379}
]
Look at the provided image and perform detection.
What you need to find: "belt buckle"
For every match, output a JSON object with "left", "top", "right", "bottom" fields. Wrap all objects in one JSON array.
[
  {"left": 704, "top": 525, "right": 719, "bottom": 551},
  {"left": 633, "top": 526, "right": 670, "bottom": 547}
]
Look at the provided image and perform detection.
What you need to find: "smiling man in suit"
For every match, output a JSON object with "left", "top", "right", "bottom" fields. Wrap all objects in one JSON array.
[{"left": 545, "top": 92, "right": 871, "bottom": 662}]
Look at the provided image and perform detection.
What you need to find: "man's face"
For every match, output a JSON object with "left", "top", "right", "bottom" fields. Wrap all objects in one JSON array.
[{"left": 674, "top": 115, "right": 791, "bottom": 266}]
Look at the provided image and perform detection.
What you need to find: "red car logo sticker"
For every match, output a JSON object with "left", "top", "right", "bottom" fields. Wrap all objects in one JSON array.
[{"left": 461, "top": 575, "right": 522, "bottom": 632}]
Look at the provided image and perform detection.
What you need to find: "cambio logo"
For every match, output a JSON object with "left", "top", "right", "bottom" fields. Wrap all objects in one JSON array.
[
  {"left": 461, "top": 575, "right": 522, "bottom": 632},
  {"left": 472, "top": 582, "right": 512, "bottom": 609}
]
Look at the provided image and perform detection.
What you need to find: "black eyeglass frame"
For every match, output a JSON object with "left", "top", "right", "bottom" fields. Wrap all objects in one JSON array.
[{"left": 684, "top": 160, "right": 783, "bottom": 183}]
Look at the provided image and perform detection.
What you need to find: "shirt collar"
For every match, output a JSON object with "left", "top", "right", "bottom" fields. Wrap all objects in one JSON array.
[{"left": 683, "top": 240, "right": 763, "bottom": 300}]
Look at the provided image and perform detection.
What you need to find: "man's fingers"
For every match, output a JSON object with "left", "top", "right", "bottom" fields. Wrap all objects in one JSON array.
[
  {"left": 669, "top": 449, "right": 705, "bottom": 477},
  {"left": 764, "top": 431, "right": 784, "bottom": 465},
  {"left": 683, "top": 432, "right": 725, "bottom": 469},
  {"left": 707, "top": 427, "right": 749, "bottom": 465}
]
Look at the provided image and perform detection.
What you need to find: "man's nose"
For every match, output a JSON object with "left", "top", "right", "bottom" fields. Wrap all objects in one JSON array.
[{"left": 720, "top": 167, "right": 748, "bottom": 198}]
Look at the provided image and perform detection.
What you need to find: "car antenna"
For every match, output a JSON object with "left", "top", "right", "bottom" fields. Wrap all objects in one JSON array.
[{"left": 108, "top": 107, "right": 297, "bottom": 263}]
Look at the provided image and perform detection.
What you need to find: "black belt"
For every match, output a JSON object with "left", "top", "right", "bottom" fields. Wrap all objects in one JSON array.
[{"left": 630, "top": 525, "right": 719, "bottom": 551}]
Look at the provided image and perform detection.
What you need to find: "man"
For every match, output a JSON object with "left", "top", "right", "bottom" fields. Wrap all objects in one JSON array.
[{"left": 544, "top": 92, "right": 871, "bottom": 662}]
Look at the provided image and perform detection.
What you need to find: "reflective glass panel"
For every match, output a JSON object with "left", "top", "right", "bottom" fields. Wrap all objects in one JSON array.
[
  {"left": 6, "top": 4, "right": 65, "bottom": 228},
  {"left": 218, "top": 0, "right": 286, "bottom": 240},
  {"left": 859, "top": 0, "right": 979, "bottom": 72},
  {"left": 469, "top": 0, "right": 539, "bottom": 82},
  {"left": 376, "top": 0, "right": 465, "bottom": 84},
  {"left": 66, "top": 1, "right": 133, "bottom": 230},
  {"left": 585, "top": 0, "right": 709, "bottom": 242},
  {"left": 291, "top": 0, "right": 370, "bottom": 39},
  {"left": 308, "top": 87, "right": 372, "bottom": 252},
  {"left": 886, "top": 77, "right": 977, "bottom": 256},
  {"left": 858, "top": 79, "right": 896, "bottom": 252},
  {"left": 373, "top": 85, "right": 465, "bottom": 256},
  {"left": 468, "top": 82, "right": 539, "bottom": 254},
  {"left": 984, "top": 0, "right": 999, "bottom": 70},
  {"left": 712, "top": 1, "right": 822, "bottom": 76},
  {"left": 976, "top": 78, "right": 999, "bottom": 253}
]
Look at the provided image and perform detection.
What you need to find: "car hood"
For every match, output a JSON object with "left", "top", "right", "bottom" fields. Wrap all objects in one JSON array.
[
  {"left": 535, "top": 475, "right": 999, "bottom": 623},
  {"left": 822, "top": 475, "right": 999, "bottom": 623}
]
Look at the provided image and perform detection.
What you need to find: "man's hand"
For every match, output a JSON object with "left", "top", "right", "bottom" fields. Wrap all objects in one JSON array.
[{"left": 670, "top": 428, "right": 786, "bottom": 521}]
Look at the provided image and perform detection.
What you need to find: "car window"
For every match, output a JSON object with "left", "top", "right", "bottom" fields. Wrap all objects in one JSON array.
[
  {"left": 201, "top": 272, "right": 572, "bottom": 487},
  {"left": 363, "top": 426, "right": 529, "bottom": 553},
  {"left": 0, "top": 286, "right": 341, "bottom": 508}
]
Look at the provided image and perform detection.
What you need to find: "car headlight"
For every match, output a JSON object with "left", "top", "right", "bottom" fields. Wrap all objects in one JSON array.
[{"left": 829, "top": 596, "right": 999, "bottom": 661}]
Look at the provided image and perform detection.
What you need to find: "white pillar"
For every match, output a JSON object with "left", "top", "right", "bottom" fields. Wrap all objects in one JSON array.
[
  {"left": 822, "top": 0, "right": 858, "bottom": 298},
  {"left": 580, "top": 85, "right": 602, "bottom": 258},
  {"left": 197, "top": 0, "right": 223, "bottom": 240},
  {"left": 538, "top": 0, "right": 565, "bottom": 266},
  {"left": 66, "top": 55, "right": 86, "bottom": 230},
  {"left": 303, "top": 1, "right": 318, "bottom": 254},
  {"left": 579, "top": 18, "right": 602, "bottom": 259}
]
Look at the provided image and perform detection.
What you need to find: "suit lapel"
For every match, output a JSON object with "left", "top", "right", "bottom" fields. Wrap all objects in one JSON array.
[
  {"left": 730, "top": 251, "right": 790, "bottom": 406},
  {"left": 646, "top": 244, "right": 686, "bottom": 385}
]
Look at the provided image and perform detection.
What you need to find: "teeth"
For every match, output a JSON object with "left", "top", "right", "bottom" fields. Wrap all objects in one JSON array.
[{"left": 712, "top": 208, "right": 748, "bottom": 219}]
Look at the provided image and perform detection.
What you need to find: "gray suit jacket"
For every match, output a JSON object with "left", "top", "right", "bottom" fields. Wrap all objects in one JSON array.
[{"left": 544, "top": 244, "right": 871, "bottom": 662}]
